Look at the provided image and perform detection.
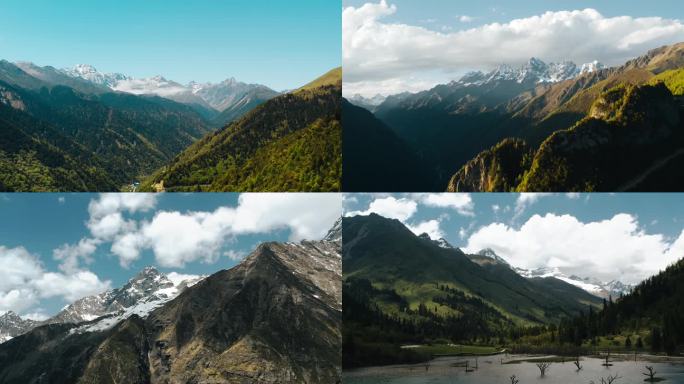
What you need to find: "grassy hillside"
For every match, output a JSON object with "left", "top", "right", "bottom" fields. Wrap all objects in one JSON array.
[
  {"left": 343, "top": 214, "right": 601, "bottom": 367},
  {"left": 650, "top": 68, "right": 684, "bottom": 96},
  {"left": 141, "top": 68, "right": 342, "bottom": 192},
  {"left": 296, "top": 67, "right": 341, "bottom": 92}
]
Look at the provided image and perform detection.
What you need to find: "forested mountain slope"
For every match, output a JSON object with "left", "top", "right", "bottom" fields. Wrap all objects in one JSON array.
[
  {"left": 141, "top": 68, "right": 342, "bottom": 192},
  {"left": 0, "top": 61, "right": 213, "bottom": 191}
]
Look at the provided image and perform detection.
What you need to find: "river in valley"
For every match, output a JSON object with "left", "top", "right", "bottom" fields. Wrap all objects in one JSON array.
[{"left": 343, "top": 354, "right": 684, "bottom": 383}]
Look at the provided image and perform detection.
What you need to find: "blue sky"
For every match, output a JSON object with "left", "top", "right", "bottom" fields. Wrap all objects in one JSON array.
[
  {"left": 344, "top": 193, "right": 684, "bottom": 284},
  {"left": 343, "top": 1, "right": 684, "bottom": 96},
  {"left": 0, "top": 0, "right": 341, "bottom": 90},
  {"left": 0, "top": 193, "right": 341, "bottom": 319},
  {"left": 343, "top": 0, "right": 684, "bottom": 27}
]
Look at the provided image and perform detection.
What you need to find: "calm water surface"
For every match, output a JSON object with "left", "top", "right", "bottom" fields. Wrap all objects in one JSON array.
[{"left": 343, "top": 354, "right": 684, "bottom": 384}]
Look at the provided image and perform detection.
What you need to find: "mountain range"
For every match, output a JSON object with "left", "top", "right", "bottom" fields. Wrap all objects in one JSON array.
[
  {"left": 342, "top": 213, "right": 602, "bottom": 367},
  {"left": 0, "top": 220, "right": 342, "bottom": 383},
  {"left": 0, "top": 59, "right": 341, "bottom": 192},
  {"left": 513, "top": 266, "right": 633, "bottom": 300},
  {"left": 0, "top": 267, "right": 203, "bottom": 343},
  {"left": 418, "top": 235, "right": 632, "bottom": 300},
  {"left": 60, "top": 64, "right": 280, "bottom": 126},
  {"left": 346, "top": 42, "right": 684, "bottom": 192}
]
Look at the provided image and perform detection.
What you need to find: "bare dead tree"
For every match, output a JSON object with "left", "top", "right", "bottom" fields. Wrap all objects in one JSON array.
[
  {"left": 590, "top": 374, "right": 621, "bottom": 384},
  {"left": 510, "top": 375, "right": 519, "bottom": 384},
  {"left": 643, "top": 366, "right": 659, "bottom": 382},
  {"left": 574, "top": 356, "right": 583, "bottom": 371},
  {"left": 536, "top": 362, "right": 551, "bottom": 377}
]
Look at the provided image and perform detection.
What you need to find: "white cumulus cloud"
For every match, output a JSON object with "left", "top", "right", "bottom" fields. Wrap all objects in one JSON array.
[
  {"left": 109, "top": 193, "right": 341, "bottom": 268},
  {"left": 0, "top": 246, "right": 110, "bottom": 315},
  {"left": 415, "top": 193, "right": 474, "bottom": 216},
  {"left": 407, "top": 219, "right": 444, "bottom": 239},
  {"left": 53, "top": 237, "right": 100, "bottom": 273},
  {"left": 464, "top": 213, "right": 684, "bottom": 284},
  {"left": 346, "top": 196, "right": 418, "bottom": 221}
]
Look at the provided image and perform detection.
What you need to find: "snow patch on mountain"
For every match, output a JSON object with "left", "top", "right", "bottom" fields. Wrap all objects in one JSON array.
[
  {"left": 580, "top": 60, "right": 606, "bottom": 75},
  {"left": 418, "top": 233, "right": 455, "bottom": 249},
  {"left": 514, "top": 266, "right": 633, "bottom": 299},
  {"left": 348, "top": 93, "right": 387, "bottom": 109},
  {"left": 67, "top": 267, "right": 204, "bottom": 334},
  {"left": 477, "top": 248, "right": 509, "bottom": 265},
  {"left": 323, "top": 218, "right": 342, "bottom": 243},
  {"left": 472, "top": 248, "right": 633, "bottom": 299}
]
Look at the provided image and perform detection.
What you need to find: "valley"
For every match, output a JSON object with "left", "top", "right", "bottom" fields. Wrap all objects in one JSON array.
[
  {"left": 346, "top": 42, "right": 684, "bottom": 192},
  {"left": 140, "top": 68, "right": 342, "bottom": 192},
  {"left": 341, "top": 212, "right": 684, "bottom": 374},
  {"left": 0, "top": 60, "right": 341, "bottom": 192}
]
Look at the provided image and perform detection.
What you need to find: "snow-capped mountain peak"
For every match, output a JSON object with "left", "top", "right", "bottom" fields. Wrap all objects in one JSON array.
[
  {"left": 36, "top": 267, "right": 204, "bottom": 336},
  {"left": 61, "top": 64, "right": 130, "bottom": 88},
  {"left": 348, "top": 93, "right": 387, "bottom": 106},
  {"left": 0, "top": 311, "right": 38, "bottom": 343},
  {"left": 323, "top": 218, "right": 342, "bottom": 243},
  {"left": 59, "top": 65, "right": 279, "bottom": 115},
  {"left": 458, "top": 71, "right": 487, "bottom": 85},
  {"left": 580, "top": 60, "right": 606, "bottom": 74},
  {"left": 65, "top": 267, "right": 204, "bottom": 335},
  {"left": 477, "top": 248, "right": 509, "bottom": 265},
  {"left": 435, "top": 238, "right": 454, "bottom": 249},
  {"left": 457, "top": 57, "right": 601, "bottom": 86},
  {"left": 514, "top": 266, "right": 633, "bottom": 299}
]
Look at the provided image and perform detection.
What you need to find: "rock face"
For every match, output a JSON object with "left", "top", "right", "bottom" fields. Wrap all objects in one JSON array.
[
  {"left": 147, "top": 239, "right": 341, "bottom": 383},
  {"left": 0, "top": 227, "right": 341, "bottom": 384}
]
